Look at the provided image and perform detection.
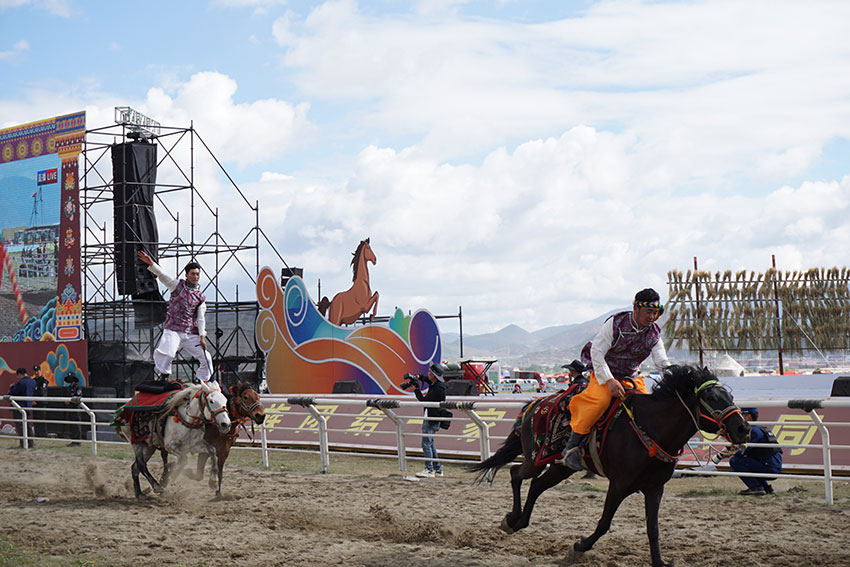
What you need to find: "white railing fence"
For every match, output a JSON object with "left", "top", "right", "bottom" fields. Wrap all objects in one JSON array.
[{"left": 2, "top": 394, "right": 848, "bottom": 504}]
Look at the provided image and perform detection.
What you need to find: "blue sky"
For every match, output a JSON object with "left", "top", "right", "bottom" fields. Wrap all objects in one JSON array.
[{"left": 2, "top": 0, "right": 850, "bottom": 336}]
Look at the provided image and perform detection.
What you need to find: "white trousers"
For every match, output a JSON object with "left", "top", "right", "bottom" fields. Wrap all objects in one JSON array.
[{"left": 154, "top": 328, "right": 213, "bottom": 383}]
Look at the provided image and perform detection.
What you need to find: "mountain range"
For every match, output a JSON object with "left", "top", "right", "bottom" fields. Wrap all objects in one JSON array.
[{"left": 440, "top": 308, "right": 694, "bottom": 371}]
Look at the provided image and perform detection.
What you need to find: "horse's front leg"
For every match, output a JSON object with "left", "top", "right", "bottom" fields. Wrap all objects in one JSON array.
[
  {"left": 575, "top": 485, "right": 628, "bottom": 553},
  {"left": 159, "top": 449, "right": 172, "bottom": 487},
  {"left": 195, "top": 452, "right": 209, "bottom": 482},
  {"left": 643, "top": 485, "right": 671, "bottom": 567},
  {"left": 206, "top": 442, "right": 219, "bottom": 491},
  {"left": 368, "top": 291, "right": 379, "bottom": 319},
  {"left": 215, "top": 451, "right": 227, "bottom": 497}
]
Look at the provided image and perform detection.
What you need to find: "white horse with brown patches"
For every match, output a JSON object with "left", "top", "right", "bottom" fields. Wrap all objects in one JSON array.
[{"left": 115, "top": 381, "right": 231, "bottom": 499}]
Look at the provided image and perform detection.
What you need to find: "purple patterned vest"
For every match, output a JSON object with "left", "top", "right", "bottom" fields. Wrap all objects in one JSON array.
[
  {"left": 164, "top": 280, "right": 205, "bottom": 334},
  {"left": 580, "top": 311, "right": 662, "bottom": 380}
]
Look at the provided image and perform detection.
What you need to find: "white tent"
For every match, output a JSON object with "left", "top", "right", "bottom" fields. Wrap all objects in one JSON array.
[{"left": 712, "top": 353, "right": 745, "bottom": 377}]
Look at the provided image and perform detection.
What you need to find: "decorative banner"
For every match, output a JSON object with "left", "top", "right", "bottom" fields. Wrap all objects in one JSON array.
[
  {"left": 0, "top": 112, "right": 86, "bottom": 365},
  {"left": 256, "top": 268, "right": 442, "bottom": 394}
]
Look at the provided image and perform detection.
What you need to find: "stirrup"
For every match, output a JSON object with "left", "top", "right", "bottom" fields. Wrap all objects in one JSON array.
[{"left": 554, "top": 446, "right": 580, "bottom": 466}]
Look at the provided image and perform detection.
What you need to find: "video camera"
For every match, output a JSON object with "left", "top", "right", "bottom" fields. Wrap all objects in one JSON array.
[{"left": 400, "top": 373, "right": 427, "bottom": 390}]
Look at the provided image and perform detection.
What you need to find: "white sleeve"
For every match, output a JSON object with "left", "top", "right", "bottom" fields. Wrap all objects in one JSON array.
[
  {"left": 590, "top": 318, "right": 616, "bottom": 385},
  {"left": 196, "top": 301, "right": 207, "bottom": 337},
  {"left": 651, "top": 336, "right": 670, "bottom": 369},
  {"left": 146, "top": 262, "right": 178, "bottom": 293}
]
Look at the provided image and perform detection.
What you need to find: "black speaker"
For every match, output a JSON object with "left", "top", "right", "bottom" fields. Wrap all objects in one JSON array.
[
  {"left": 112, "top": 141, "right": 159, "bottom": 296},
  {"left": 446, "top": 380, "right": 478, "bottom": 397},
  {"left": 831, "top": 376, "right": 850, "bottom": 397},
  {"left": 332, "top": 380, "right": 364, "bottom": 394},
  {"left": 281, "top": 266, "right": 304, "bottom": 287}
]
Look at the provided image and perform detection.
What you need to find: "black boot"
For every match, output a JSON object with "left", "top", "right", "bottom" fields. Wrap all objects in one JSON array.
[{"left": 562, "top": 431, "right": 586, "bottom": 471}]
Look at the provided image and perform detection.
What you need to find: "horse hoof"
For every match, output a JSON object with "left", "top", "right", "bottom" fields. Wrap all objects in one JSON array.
[
  {"left": 499, "top": 516, "right": 515, "bottom": 534},
  {"left": 574, "top": 537, "right": 591, "bottom": 553}
]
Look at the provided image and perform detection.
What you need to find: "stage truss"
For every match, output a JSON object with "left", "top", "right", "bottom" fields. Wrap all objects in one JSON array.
[{"left": 81, "top": 120, "right": 289, "bottom": 386}]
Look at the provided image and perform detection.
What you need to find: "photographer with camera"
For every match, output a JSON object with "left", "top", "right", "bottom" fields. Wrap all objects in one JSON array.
[{"left": 401, "top": 363, "right": 448, "bottom": 478}]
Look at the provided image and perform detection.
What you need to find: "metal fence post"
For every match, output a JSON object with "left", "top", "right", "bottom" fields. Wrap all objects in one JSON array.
[
  {"left": 465, "top": 409, "right": 491, "bottom": 461},
  {"left": 304, "top": 404, "right": 329, "bottom": 473},
  {"left": 808, "top": 410, "right": 833, "bottom": 505},
  {"left": 260, "top": 422, "right": 269, "bottom": 469},
  {"left": 9, "top": 399, "right": 28, "bottom": 449},
  {"left": 80, "top": 402, "right": 97, "bottom": 456},
  {"left": 382, "top": 407, "right": 407, "bottom": 472}
]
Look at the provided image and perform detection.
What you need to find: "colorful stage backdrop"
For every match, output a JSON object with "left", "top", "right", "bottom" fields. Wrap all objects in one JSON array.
[
  {"left": 0, "top": 113, "right": 87, "bottom": 423},
  {"left": 256, "top": 268, "right": 442, "bottom": 394}
]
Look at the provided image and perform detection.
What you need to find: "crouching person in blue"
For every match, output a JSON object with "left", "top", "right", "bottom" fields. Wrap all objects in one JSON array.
[
  {"left": 402, "top": 363, "right": 447, "bottom": 478},
  {"left": 726, "top": 408, "right": 783, "bottom": 495}
]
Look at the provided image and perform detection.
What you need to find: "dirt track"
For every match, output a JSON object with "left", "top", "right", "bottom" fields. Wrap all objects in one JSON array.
[{"left": 1, "top": 445, "right": 849, "bottom": 567}]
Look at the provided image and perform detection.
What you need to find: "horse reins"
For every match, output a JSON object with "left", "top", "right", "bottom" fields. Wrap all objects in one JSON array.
[
  {"left": 620, "top": 399, "right": 683, "bottom": 463},
  {"left": 676, "top": 379, "right": 742, "bottom": 442},
  {"left": 172, "top": 389, "right": 228, "bottom": 429},
  {"left": 620, "top": 379, "right": 741, "bottom": 463}
]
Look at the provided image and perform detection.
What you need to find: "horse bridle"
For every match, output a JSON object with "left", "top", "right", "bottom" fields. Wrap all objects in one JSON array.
[
  {"left": 174, "top": 389, "right": 229, "bottom": 429},
  {"left": 234, "top": 393, "right": 261, "bottom": 417},
  {"left": 680, "top": 380, "right": 742, "bottom": 442}
]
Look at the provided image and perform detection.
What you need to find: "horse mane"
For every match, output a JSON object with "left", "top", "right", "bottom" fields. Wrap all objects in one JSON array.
[
  {"left": 163, "top": 383, "right": 203, "bottom": 412},
  {"left": 350, "top": 238, "right": 369, "bottom": 282},
  {"left": 649, "top": 364, "right": 716, "bottom": 401}
]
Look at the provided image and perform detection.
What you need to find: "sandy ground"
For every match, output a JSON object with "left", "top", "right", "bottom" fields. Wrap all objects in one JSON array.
[{"left": 1, "top": 445, "right": 850, "bottom": 567}]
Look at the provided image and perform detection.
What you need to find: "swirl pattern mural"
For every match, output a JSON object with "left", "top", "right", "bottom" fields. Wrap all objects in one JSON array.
[{"left": 256, "top": 267, "right": 442, "bottom": 394}]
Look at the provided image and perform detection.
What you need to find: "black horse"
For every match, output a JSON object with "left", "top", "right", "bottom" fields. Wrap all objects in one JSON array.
[{"left": 470, "top": 364, "right": 751, "bottom": 567}]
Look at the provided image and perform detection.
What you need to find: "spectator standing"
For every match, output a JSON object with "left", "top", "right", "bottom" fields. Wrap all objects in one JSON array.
[
  {"left": 403, "top": 363, "right": 447, "bottom": 478},
  {"left": 64, "top": 374, "right": 84, "bottom": 446},
  {"left": 725, "top": 408, "right": 782, "bottom": 495},
  {"left": 563, "top": 359, "right": 589, "bottom": 390},
  {"left": 31, "top": 364, "right": 49, "bottom": 439},
  {"left": 8, "top": 368, "right": 36, "bottom": 448}
]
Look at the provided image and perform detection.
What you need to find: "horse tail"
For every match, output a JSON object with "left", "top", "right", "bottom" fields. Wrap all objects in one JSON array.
[
  {"left": 317, "top": 296, "right": 330, "bottom": 316},
  {"left": 467, "top": 428, "right": 523, "bottom": 485}
]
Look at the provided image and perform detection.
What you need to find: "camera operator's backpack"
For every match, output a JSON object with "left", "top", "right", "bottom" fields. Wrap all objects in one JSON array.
[
  {"left": 436, "top": 408, "right": 453, "bottom": 430},
  {"left": 749, "top": 426, "right": 782, "bottom": 461}
]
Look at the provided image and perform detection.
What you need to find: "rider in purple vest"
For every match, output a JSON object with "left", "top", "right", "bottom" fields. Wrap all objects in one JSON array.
[
  {"left": 560, "top": 288, "right": 670, "bottom": 470},
  {"left": 138, "top": 250, "right": 213, "bottom": 383}
]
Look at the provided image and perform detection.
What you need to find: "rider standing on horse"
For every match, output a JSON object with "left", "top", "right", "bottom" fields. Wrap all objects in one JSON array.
[
  {"left": 138, "top": 250, "right": 213, "bottom": 383},
  {"left": 561, "top": 288, "right": 670, "bottom": 470}
]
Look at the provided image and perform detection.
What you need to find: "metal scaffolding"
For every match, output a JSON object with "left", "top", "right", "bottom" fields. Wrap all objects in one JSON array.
[{"left": 80, "top": 117, "right": 288, "bottom": 389}]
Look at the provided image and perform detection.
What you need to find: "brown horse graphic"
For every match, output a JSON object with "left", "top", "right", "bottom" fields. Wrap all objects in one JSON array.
[{"left": 317, "top": 238, "right": 379, "bottom": 325}]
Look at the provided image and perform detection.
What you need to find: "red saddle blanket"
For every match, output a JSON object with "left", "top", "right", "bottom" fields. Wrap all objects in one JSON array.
[
  {"left": 508, "top": 383, "right": 582, "bottom": 467},
  {"left": 520, "top": 385, "right": 628, "bottom": 468},
  {"left": 111, "top": 384, "right": 185, "bottom": 443}
]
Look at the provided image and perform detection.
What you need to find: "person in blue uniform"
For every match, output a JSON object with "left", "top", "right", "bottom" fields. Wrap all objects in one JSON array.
[
  {"left": 8, "top": 368, "right": 37, "bottom": 448},
  {"left": 725, "top": 408, "right": 783, "bottom": 495}
]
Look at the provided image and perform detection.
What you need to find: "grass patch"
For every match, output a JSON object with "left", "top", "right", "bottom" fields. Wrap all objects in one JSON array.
[
  {"left": 0, "top": 537, "right": 105, "bottom": 567},
  {"left": 678, "top": 487, "right": 729, "bottom": 497}
]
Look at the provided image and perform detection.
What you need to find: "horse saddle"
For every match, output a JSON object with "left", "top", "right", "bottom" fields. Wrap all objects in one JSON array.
[
  {"left": 526, "top": 382, "right": 587, "bottom": 467},
  {"left": 134, "top": 380, "right": 185, "bottom": 394}
]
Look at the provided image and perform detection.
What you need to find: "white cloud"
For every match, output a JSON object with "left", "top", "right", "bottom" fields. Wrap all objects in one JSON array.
[
  {"left": 0, "top": 39, "right": 30, "bottom": 61},
  {"left": 273, "top": 0, "right": 850, "bottom": 188},
  {"left": 0, "top": 0, "right": 70, "bottom": 17},
  {"left": 256, "top": 117, "right": 850, "bottom": 334},
  {"left": 141, "top": 71, "right": 314, "bottom": 167}
]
